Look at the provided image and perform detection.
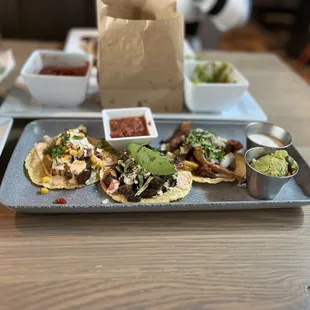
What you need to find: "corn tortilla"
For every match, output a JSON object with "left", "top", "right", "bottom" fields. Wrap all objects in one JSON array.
[
  {"left": 25, "top": 147, "right": 95, "bottom": 189},
  {"left": 25, "top": 135, "right": 115, "bottom": 189},
  {"left": 100, "top": 171, "right": 192, "bottom": 203}
]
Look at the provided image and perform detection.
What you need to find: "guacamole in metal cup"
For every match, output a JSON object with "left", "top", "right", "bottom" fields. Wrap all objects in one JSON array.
[{"left": 251, "top": 150, "right": 297, "bottom": 177}]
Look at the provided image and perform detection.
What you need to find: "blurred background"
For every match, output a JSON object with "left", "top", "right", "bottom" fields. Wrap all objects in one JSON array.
[{"left": 0, "top": 0, "right": 309, "bottom": 82}]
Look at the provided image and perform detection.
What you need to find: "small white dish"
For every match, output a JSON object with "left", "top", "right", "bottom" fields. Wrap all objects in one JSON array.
[
  {"left": 184, "top": 60, "right": 249, "bottom": 113},
  {"left": 102, "top": 107, "right": 158, "bottom": 150},
  {"left": 21, "top": 50, "right": 92, "bottom": 107}
]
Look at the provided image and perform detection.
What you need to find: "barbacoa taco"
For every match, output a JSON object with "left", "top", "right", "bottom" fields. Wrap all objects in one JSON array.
[
  {"left": 100, "top": 143, "right": 192, "bottom": 203},
  {"left": 160, "top": 121, "right": 246, "bottom": 184},
  {"left": 25, "top": 125, "right": 117, "bottom": 189}
]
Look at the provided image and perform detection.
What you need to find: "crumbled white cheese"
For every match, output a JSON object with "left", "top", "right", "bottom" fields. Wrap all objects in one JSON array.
[
  {"left": 124, "top": 175, "right": 134, "bottom": 185},
  {"left": 163, "top": 181, "right": 170, "bottom": 189},
  {"left": 161, "top": 144, "right": 167, "bottom": 151},
  {"left": 70, "top": 137, "right": 94, "bottom": 150}
]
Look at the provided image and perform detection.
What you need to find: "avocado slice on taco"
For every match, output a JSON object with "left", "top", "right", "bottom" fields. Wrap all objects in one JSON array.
[{"left": 100, "top": 143, "right": 192, "bottom": 203}]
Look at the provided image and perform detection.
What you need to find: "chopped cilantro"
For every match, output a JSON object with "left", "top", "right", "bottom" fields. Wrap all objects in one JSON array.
[
  {"left": 137, "top": 173, "right": 144, "bottom": 189},
  {"left": 186, "top": 129, "right": 225, "bottom": 161},
  {"left": 72, "top": 135, "right": 83, "bottom": 140},
  {"left": 43, "top": 143, "right": 65, "bottom": 158},
  {"left": 60, "top": 132, "right": 70, "bottom": 145}
]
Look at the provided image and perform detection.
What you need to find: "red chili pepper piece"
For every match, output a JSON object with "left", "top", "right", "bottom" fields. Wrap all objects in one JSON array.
[{"left": 54, "top": 198, "right": 67, "bottom": 204}]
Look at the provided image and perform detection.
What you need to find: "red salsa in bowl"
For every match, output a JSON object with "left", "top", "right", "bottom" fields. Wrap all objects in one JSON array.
[
  {"left": 109, "top": 116, "right": 150, "bottom": 138},
  {"left": 39, "top": 62, "right": 89, "bottom": 76}
]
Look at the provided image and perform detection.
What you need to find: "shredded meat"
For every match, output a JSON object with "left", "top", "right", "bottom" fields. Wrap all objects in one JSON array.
[
  {"left": 193, "top": 148, "right": 246, "bottom": 183},
  {"left": 225, "top": 139, "right": 243, "bottom": 154},
  {"left": 162, "top": 121, "right": 192, "bottom": 152}
]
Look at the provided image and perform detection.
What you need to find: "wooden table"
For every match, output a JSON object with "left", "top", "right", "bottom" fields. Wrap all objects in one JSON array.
[{"left": 1, "top": 40, "right": 310, "bottom": 310}]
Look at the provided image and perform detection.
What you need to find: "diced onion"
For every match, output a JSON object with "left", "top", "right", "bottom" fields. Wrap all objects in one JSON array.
[{"left": 220, "top": 152, "right": 235, "bottom": 168}]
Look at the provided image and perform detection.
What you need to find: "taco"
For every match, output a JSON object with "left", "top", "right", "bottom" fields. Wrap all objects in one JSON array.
[
  {"left": 25, "top": 125, "right": 117, "bottom": 189},
  {"left": 100, "top": 143, "right": 192, "bottom": 203},
  {"left": 160, "top": 121, "right": 246, "bottom": 184}
]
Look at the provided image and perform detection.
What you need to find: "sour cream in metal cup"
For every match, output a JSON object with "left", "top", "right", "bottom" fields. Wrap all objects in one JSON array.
[{"left": 245, "top": 122, "right": 292, "bottom": 150}]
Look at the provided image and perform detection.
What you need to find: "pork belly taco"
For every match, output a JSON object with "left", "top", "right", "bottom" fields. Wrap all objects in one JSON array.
[
  {"left": 25, "top": 125, "right": 117, "bottom": 189},
  {"left": 100, "top": 143, "right": 192, "bottom": 203},
  {"left": 160, "top": 121, "right": 246, "bottom": 184}
]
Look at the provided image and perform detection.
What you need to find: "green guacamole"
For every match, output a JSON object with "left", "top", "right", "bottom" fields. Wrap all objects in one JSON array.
[{"left": 251, "top": 150, "right": 291, "bottom": 177}]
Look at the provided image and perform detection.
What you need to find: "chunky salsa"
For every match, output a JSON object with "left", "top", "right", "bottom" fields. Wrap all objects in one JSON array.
[
  {"left": 39, "top": 63, "right": 89, "bottom": 76},
  {"left": 110, "top": 116, "right": 149, "bottom": 138}
]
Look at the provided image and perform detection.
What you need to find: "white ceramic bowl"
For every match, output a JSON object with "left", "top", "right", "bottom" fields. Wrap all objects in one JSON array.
[
  {"left": 102, "top": 107, "right": 158, "bottom": 150},
  {"left": 21, "top": 50, "right": 92, "bottom": 107},
  {"left": 184, "top": 60, "right": 249, "bottom": 113}
]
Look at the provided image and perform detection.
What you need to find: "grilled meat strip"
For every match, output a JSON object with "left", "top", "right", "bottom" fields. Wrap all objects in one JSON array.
[
  {"left": 193, "top": 148, "right": 246, "bottom": 183},
  {"left": 225, "top": 139, "right": 243, "bottom": 154},
  {"left": 162, "top": 121, "right": 192, "bottom": 152},
  {"left": 193, "top": 165, "right": 216, "bottom": 178}
]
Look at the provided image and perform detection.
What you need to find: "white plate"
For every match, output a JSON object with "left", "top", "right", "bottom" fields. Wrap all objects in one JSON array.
[
  {"left": 0, "top": 117, "right": 13, "bottom": 156},
  {"left": 0, "top": 86, "right": 267, "bottom": 122},
  {"left": 63, "top": 28, "right": 196, "bottom": 91}
]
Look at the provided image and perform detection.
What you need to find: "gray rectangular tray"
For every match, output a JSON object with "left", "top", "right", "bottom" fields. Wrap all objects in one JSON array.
[{"left": 0, "top": 119, "right": 309, "bottom": 213}]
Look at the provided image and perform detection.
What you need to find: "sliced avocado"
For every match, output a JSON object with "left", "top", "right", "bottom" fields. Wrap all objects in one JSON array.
[{"left": 128, "top": 143, "right": 176, "bottom": 176}]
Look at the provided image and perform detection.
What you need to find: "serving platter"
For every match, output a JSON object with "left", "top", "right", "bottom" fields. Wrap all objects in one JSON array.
[
  {"left": 0, "top": 86, "right": 267, "bottom": 122},
  {"left": 0, "top": 119, "right": 309, "bottom": 213}
]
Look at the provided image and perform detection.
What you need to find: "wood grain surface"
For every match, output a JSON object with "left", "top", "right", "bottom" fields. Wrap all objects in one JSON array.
[{"left": 1, "top": 41, "right": 310, "bottom": 310}]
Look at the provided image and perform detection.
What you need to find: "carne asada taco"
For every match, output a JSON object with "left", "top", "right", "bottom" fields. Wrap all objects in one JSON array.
[
  {"left": 25, "top": 125, "right": 117, "bottom": 189},
  {"left": 100, "top": 143, "right": 192, "bottom": 203},
  {"left": 160, "top": 121, "right": 246, "bottom": 184}
]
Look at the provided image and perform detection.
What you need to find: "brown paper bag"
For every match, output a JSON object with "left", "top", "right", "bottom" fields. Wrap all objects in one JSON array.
[{"left": 97, "top": 0, "right": 184, "bottom": 113}]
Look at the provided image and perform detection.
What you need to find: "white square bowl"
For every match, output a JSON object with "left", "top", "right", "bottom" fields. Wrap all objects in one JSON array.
[
  {"left": 102, "top": 107, "right": 158, "bottom": 150},
  {"left": 184, "top": 60, "right": 249, "bottom": 113},
  {"left": 21, "top": 50, "right": 92, "bottom": 107}
]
